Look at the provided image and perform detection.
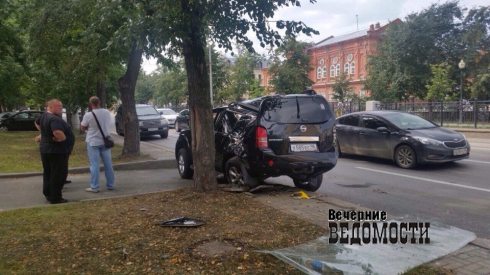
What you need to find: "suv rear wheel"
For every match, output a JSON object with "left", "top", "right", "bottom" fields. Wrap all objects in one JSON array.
[
  {"left": 177, "top": 148, "right": 193, "bottom": 179},
  {"left": 293, "top": 174, "right": 323, "bottom": 192},
  {"left": 225, "top": 157, "right": 245, "bottom": 186}
]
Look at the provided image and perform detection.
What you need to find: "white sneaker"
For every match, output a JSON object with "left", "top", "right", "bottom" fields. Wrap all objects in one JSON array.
[{"left": 85, "top": 188, "right": 100, "bottom": 193}]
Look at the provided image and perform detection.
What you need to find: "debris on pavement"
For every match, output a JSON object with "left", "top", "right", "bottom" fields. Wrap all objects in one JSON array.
[
  {"left": 292, "top": 190, "right": 310, "bottom": 199},
  {"left": 155, "top": 216, "right": 205, "bottom": 227}
]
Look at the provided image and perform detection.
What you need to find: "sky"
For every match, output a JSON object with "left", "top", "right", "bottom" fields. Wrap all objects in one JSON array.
[{"left": 141, "top": 0, "right": 488, "bottom": 73}]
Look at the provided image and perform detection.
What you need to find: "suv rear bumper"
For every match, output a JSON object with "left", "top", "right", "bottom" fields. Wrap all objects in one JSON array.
[{"left": 247, "top": 150, "right": 337, "bottom": 179}]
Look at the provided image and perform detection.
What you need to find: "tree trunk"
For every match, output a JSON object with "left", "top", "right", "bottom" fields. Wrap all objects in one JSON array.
[
  {"left": 181, "top": 0, "right": 217, "bottom": 192},
  {"left": 96, "top": 67, "right": 106, "bottom": 108},
  {"left": 118, "top": 42, "right": 143, "bottom": 157}
]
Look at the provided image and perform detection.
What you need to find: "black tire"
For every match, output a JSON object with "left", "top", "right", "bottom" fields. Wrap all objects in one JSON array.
[
  {"left": 395, "top": 145, "right": 418, "bottom": 169},
  {"left": 177, "top": 148, "right": 193, "bottom": 179},
  {"left": 160, "top": 130, "right": 168, "bottom": 138},
  {"left": 0, "top": 126, "right": 9, "bottom": 132},
  {"left": 225, "top": 157, "right": 246, "bottom": 186},
  {"left": 293, "top": 174, "right": 323, "bottom": 192},
  {"left": 176, "top": 122, "right": 181, "bottom": 132},
  {"left": 115, "top": 123, "right": 124, "bottom": 136}
]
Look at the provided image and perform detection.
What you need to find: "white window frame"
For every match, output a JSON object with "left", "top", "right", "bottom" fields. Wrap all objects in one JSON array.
[
  {"left": 317, "top": 67, "right": 322, "bottom": 79},
  {"left": 330, "top": 65, "right": 335, "bottom": 77},
  {"left": 350, "top": 61, "right": 355, "bottom": 75},
  {"left": 322, "top": 66, "right": 327, "bottom": 78},
  {"left": 335, "top": 64, "right": 341, "bottom": 76},
  {"left": 344, "top": 62, "right": 349, "bottom": 74}
]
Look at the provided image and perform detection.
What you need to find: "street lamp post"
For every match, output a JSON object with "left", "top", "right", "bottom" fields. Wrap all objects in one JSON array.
[{"left": 458, "top": 59, "right": 465, "bottom": 123}]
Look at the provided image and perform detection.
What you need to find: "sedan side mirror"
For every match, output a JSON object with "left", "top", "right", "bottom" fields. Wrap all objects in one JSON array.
[{"left": 377, "top": 127, "right": 390, "bottom": 134}]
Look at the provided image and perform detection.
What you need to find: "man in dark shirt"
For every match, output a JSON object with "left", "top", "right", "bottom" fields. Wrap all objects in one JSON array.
[{"left": 35, "top": 99, "right": 75, "bottom": 204}]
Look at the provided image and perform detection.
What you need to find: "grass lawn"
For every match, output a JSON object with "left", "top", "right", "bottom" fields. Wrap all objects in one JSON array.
[{"left": 0, "top": 132, "right": 153, "bottom": 173}]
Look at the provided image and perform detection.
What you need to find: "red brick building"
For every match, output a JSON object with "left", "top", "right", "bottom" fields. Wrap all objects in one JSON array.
[{"left": 306, "top": 20, "right": 401, "bottom": 100}]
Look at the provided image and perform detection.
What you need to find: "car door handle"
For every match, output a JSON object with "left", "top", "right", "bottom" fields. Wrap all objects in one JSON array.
[{"left": 359, "top": 131, "right": 365, "bottom": 135}]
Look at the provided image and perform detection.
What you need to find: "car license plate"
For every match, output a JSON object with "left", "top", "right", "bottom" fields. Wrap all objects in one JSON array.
[
  {"left": 290, "top": 143, "right": 318, "bottom": 152},
  {"left": 148, "top": 128, "right": 158, "bottom": 131},
  {"left": 453, "top": 148, "right": 467, "bottom": 156}
]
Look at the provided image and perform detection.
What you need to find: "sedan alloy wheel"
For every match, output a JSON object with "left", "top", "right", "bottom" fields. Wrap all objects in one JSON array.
[{"left": 395, "top": 145, "right": 417, "bottom": 169}]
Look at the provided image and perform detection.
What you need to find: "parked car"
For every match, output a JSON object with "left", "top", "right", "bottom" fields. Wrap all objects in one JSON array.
[
  {"left": 115, "top": 104, "right": 169, "bottom": 138},
  {"left": 157, "top": 108, "right": 178, "bottom": 128},
  {"left": 0, "top": 111, "right": 44, "bottom": 132},
  {"left": 175, "top": 109, "right": 190, "bottom": 132},
  {"left": 334, "top": 110, "right": 470, "bottom": 169},
  {"left": 175, "top": 92, "right": 338, "bottom": 191},
  {"left": 0, "top": 112, "right": 13, "bottom": 120}
]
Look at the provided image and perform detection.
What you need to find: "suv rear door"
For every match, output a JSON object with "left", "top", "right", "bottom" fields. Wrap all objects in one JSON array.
[{"left": 258, "top": 95, "right": 334, "bottom": 156}]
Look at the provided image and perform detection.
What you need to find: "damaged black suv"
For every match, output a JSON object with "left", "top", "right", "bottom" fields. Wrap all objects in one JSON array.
[{"left": 174, "top": 91, "right": 337, "bottom": 191}]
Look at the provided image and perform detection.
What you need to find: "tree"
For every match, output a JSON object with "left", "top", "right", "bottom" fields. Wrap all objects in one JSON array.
[
  {"left": 331, "top": 73, "right": 352, "bottom": 102},
  {"left": 168, "top": 0, "right": 319, "bottom": 192},
  {"left": 365, "top": 2, "right": 464, "bottom": 101},
  {"left": 425, "top": 63, "right": 456, "bottom": 101},
  {"left": 154, "top": 65, "right": 188, "bottom": 107},
  {"left": 0, "top": 5, "right": 26, "bottom": 112},
  {"left": 226, "top": 47, "right": 260, "bottom": 102},
  {"left": 267, "top": 37, "right": 313, "bottom": 94},
  {"left": 135, "top": 71, "right": 157, "bottom": 104},
  {"left": 462, "top": 6, "right": 490, "bottom": 100}
]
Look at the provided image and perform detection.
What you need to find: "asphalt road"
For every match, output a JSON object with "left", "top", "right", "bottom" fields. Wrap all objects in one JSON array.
[{"left": 108, "top": 114, "right": 490, "bottom": 239}]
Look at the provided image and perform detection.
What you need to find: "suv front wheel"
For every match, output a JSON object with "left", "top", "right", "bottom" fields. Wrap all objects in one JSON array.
[{"left": 293, "top": 174, "right": 323, "bottom": 192}]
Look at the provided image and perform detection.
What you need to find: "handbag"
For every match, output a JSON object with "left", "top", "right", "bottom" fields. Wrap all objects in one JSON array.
[{"left": 92, "top": 111, "right": 115, "bottom": 148}]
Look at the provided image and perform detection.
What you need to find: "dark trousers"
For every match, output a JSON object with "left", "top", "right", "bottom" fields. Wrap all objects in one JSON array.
[
  {"left": 41, "top": 153, "right": 69, "bottom": 201},
  {"left": 61, "top": 153, "right": 71, "bottom": 182}
]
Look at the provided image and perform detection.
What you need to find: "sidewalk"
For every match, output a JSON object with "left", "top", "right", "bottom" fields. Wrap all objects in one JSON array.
[{"left": 0, "top": 135, "right": 489, "bottom": 274}]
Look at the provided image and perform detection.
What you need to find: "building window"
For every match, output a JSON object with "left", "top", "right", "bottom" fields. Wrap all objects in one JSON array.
[
  {"left": 336, "top": 64, "right": 340, "bottom": 76},
  {"left": 344, "top": 62, "right": 349, "bottom": 74},
  {"left": 360, "top": 90, "right": 366, "bottom": 98},
  {"left": 330, "top": 65, "right": 335, "bottom": 77},
  {"left": 317, "top": 67, "right": 322, "bottom": 79},
  {"left": 319, "top": 59, "right": 324, "bottom": 66},
  {"left": 258, "top": 74, "right": 262, "bottom": 80},
  {"left": 350, "top": 61, "right": 355, "bottom": 75},
  {"left": 322, "top": 66, "right": 327, "bottom": 78},
  {"left": 347, "top": 53, "right": 353, "bottom": 61}
]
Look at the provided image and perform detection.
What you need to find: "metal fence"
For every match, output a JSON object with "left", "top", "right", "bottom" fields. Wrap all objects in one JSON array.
[{"left": 376, "top": 100, "right": 490, "bottom": 128}]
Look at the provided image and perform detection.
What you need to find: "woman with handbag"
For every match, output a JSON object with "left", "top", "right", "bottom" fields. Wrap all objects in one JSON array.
[{"left": 80, "top": 96, "right": 115, "bottom": 193}]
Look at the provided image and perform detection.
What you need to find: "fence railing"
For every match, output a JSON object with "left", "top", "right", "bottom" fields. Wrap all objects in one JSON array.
[{"left": 329, "top": 99, "right": 490, "bottom": 129}]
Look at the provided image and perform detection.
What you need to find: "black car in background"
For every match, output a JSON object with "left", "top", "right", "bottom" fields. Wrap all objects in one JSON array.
[
  {"left": 175, "top": 92, "right": 338, "bottom": 191},
  {"left": 115, "top": 104, "right": 169, "bottom": 138},
  {"left": 334, "top": 111, "right": 470, "bottom": 169},
  {"left": 175, "top": 109, "right": 190, "bottom": 132},
  {"left": 0, "top": 112, "right": 13, "bottom": 120},
  {"left": 0, "top": 111, "right": 44, "bottom": 132}
]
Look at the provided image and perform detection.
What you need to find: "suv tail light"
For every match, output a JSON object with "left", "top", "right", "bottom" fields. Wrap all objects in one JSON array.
[{"left": 256, "top": 126, "right": 268, "bottom": 148}]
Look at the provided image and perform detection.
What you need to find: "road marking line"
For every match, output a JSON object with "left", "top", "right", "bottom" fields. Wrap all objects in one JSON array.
[
  {"left": 356, "top": 167, "right": 490, "bottom": 193},
  {"left": 464, "top": 159, "right": 490, "bottom": 165}
]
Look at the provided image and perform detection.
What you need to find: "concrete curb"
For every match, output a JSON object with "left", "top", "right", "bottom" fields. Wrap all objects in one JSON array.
[{"left": 0, "top": 159, "right": 177, "bottom": 179}]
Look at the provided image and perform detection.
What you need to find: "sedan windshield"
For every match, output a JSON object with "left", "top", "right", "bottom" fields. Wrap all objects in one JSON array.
[
  {"left": 136, "top": 106, "right": 159, "bottom": 116},
  {"left": 383, "top": 112, "right": 437, "bottom": 130},
  {"left": 160, "top": 109, "right": 177, "bottom": 115}
]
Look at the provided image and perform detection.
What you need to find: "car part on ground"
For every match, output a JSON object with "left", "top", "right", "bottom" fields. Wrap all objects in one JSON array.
[{"left": 175, "top": 92, "right": 338, "bottom": 192}]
